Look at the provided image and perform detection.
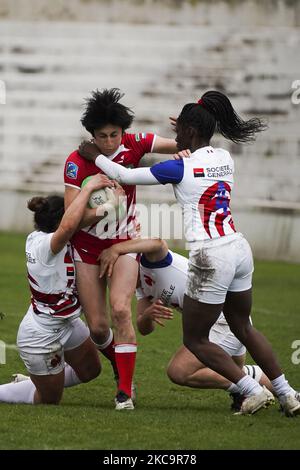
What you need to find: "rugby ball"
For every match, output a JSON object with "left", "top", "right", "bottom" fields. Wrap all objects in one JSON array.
[
  {"left": 81, "top": 177, "right": 127, "bottom": 221},
  {"left": 81, "top": 176, "right": 113, "bottom": 209}
]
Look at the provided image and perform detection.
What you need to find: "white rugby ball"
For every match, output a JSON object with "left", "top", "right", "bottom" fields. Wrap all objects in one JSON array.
[
  {"left": 88, "top": 187, "right": 114, "bottom": 209},
  {"left": 81, "top": 176, "right": 111, "bottom": 208},
  {"left": 81, "top": 176, "right": 126, "bottom": 220}
]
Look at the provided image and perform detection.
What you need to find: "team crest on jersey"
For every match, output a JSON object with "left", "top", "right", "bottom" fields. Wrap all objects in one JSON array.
[{"left": 66, "top": 162, "right": 78, "bottom": 179}]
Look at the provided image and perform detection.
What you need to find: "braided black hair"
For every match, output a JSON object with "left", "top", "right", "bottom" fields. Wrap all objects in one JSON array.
[
  {"left": 177, "top": 91, "right": 267, "bottom": 144},
  {"left": 81, "top": 88, "right": 134, "bottom": 136},
  {"left": 28, "top": 196, "right": 64, "bottom": 233}
]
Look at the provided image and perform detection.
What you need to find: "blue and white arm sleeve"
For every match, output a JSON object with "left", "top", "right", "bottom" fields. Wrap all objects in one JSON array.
[{"left": 95, "top": 155, "right": 159, "bottom": 185}]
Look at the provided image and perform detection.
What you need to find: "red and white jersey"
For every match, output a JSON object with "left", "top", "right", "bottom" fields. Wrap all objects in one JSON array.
[
  {"left": 26, "top": 231, "right": 81, "bottom": 326},
  {"left": 64, "top": 132, "right": 155, "bottom": 242},
  {"left": 174, "top": 146, "right": 236, "bottom": 246}
]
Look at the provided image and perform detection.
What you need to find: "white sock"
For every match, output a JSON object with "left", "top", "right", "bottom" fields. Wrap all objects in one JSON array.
[
  {"left": 0, "top": 379, "right": 35, "bottom": 404},
  {"left": 0, "top": 364, "right": 81, "bottom": 405},
  {"left": 227, "top": 383, "right": 240, "bottom": 394},
  {"left": 243, "top": 365, "right": 263, "bottom": 383},
  {"left": 271, "top": 374, "right": 296, "bottom": 398},
  {"left": 237, "top": 375, "right": 263, "bottom": 397},
  {"left": 64, "top": 364, "right": 81, "bottom": 388}
]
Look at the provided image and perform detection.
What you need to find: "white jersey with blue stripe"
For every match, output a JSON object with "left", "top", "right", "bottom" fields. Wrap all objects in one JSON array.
[
  {"left": 136, "top": 250, "right": 227, "bottom": 324},
  {"left": 150, "top": 146, "right": 236, "bottom": 246},
  {"left": 136, "top": 250, "right": 187, "bottom": 311}
]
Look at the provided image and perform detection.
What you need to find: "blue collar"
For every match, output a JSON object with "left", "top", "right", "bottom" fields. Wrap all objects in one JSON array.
[{"left": 140, "top": 251, "right": 173, "bottom": 269}]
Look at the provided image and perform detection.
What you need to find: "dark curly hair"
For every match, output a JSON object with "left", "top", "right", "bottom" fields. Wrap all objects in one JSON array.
[
  {"left": 177, "top": 90, "right": 267, "bottom": 144},
  {"left": 27, "top": 196, "right": 64, "bottom": 233},
  {"left": 81, "top": 88, "right": 134, "bottom": 136}
]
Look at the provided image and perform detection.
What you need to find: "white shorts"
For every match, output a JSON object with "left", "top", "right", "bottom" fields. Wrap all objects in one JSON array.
[
  {"left": 17, "top": 308, "right": 90, "bottom": 376},
  {"left": 186, "top": 233, "right": 254, "bottom": 304},
  {"left": 209, "top": 321, "right": 246, "bottom": 357}
]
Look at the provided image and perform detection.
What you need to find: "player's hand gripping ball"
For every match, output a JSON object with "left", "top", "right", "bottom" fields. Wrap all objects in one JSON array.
[{"left": 81, "top": 176, "right": 127, "bottom": 220}]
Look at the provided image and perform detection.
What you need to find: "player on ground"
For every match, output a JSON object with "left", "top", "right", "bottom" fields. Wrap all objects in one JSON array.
[
  {"left": 64, "top": 88, "right": 181, "bottom": 410},
  {"left": 98, "top": 237, "right": 273, "bottom": 412},
  {"left": 78, "top": 90, "right": 300, "bottom": 416},
  {"left": 0, "top": 175, "right": 119, "bottom": 405}
]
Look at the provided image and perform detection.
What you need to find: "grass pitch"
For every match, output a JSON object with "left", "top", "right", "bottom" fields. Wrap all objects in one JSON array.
[{"left": 0, "top": 232, "right": 299, "bottom": 450}]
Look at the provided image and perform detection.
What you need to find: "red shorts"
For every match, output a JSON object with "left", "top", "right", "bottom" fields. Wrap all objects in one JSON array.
[{"left": 71, "top": 230, "right": 134, "bottom": 265}]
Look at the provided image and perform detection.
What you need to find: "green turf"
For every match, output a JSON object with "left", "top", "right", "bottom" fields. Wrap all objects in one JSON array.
[{"left": 0, "top": 232, "right": 299, "bottom": 450}]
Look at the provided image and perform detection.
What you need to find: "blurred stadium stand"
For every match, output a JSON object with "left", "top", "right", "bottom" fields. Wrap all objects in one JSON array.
[{"left": 0, "top": 0, "right": 300, "bottom": 260}]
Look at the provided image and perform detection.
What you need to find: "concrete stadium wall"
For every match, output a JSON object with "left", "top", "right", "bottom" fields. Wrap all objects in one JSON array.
[
  {"left": 0, "top": 0, "right": 300, "bottom": 27},
  {"left": 0, "top": 0, "right": 300, "bottom": 260}
]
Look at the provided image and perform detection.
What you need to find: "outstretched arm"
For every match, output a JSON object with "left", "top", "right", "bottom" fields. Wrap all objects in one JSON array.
[
  {"left": 78, "top": 141, "right": 184, "bottom": 186},
  {"left": 98, "top": 238, "right": 169, "bottom": 278},
  {"left": 95, "top": 155, "right": 158, "bottom": 185}
]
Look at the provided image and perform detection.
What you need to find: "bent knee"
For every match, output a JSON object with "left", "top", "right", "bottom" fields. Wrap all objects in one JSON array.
[
  {"left": 111, "top": 301, "right": 131, "bottom": 319},
  {"left": 78, "top": 363, "right": 102, "bottom": 383},
  {"left": 88, "top": 324, "right": 110, "bottom": 344},
  {"left": 111, "top": 304, "right": 132, "bottom": 331},
  {"left": 167, "top": 365, "right": 187, "bottom": 386}
]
